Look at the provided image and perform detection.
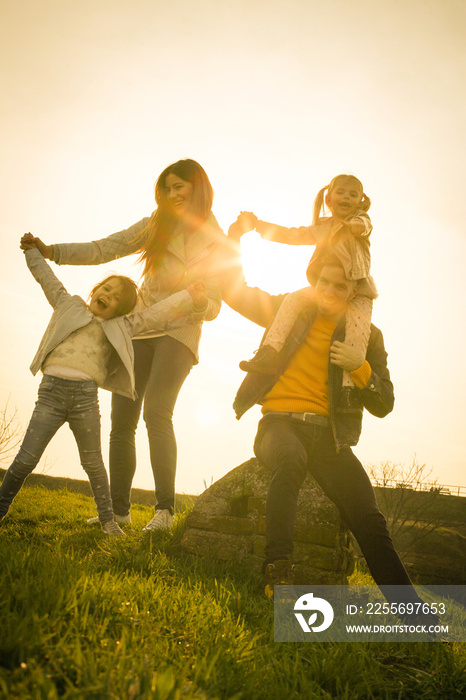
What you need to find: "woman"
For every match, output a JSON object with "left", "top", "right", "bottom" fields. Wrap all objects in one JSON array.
[{"left": 24, "top": 159, "right": 226, "bottom": 531}]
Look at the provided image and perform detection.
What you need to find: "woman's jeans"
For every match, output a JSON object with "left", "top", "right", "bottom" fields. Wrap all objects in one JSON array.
[
  {"left": 109, "top": 336, "right": 194, "bottom": 517},
  {"left": 254, "top": 414, "right": 419, "bottom": 600},
  {"left": 0, "top": 375, "right": 113, "bottom": 522}
]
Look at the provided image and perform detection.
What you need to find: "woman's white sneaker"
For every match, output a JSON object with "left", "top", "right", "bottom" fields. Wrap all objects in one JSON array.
[
  {"left": 87, "top": 513, "right": 131, "bottom": 525},
  {"left": 101, "top": 519, "right": 126, "bottom": 537},
  {"left": 142, "top": 509, "right": 173, "bottom": 531}
]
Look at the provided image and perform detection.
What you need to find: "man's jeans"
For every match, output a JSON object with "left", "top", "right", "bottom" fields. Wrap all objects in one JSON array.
[
  {"left": 254, "top": 413, "right": 416, "bottom": 594},
  {"left": 109, "top": 336, "right": 194, "bottom": 517},
  {"left": 0, "top": 375, "right": 113, "bottom": 522}
]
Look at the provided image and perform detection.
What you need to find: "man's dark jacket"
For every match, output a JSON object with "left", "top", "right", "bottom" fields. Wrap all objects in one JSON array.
[{"left": 227, "top": 280, "right": 394, "bottom": 452}]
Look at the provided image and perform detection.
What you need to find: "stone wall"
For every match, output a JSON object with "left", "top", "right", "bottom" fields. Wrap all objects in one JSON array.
[{"left": 181, "top": 458, "right": 354, "bottom": 584}]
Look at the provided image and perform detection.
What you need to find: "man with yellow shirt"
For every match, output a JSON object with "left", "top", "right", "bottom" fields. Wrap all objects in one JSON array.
[{"left": 225, "top": 247, "right": 414, "bottom": 600}]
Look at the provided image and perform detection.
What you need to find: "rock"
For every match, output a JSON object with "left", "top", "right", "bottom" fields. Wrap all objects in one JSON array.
[{"left": 181, "top": 458, "right": 354, "bottom": 584}]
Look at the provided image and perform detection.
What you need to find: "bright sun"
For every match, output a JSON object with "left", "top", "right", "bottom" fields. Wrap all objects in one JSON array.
[{"left": 240, "top": 232, "right": 313, "bottom": 295}]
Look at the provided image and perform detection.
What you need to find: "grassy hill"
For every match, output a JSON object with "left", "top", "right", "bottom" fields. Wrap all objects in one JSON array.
[
  {"left": 0, "top": 467, "right": 196, "bottom": 512},
  {"left": 0, "top": 483, "right": 465, "bottom": 699}
]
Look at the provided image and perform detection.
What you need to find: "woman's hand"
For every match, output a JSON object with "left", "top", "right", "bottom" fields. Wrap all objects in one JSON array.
[
  {"left": 187, "top": 280, "right": 208, "bottom": 310},
  {"left": 228, "top": 211, "right": 258, "bottom": 240},
  {"left": 20, "top": 234, "right": 53, "bottom": 259}
]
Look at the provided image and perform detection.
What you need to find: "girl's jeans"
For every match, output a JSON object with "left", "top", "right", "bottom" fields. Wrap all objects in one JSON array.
[
  {"left": 0, "top": 375, "right": 113, "bottom": 522},
  {"left": 109, "top": 336, "right": 194, "bottom": 517}
]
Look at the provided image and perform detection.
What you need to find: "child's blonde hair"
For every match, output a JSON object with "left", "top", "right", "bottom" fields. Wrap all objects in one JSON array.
[
  {"left": 312, "top": 174, "right": 371, "bottom": 225},
  {"left": 88, "top": 275, "right": 139, "bottom": 317}
]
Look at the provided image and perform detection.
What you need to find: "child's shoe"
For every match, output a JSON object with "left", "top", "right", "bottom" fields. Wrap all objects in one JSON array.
[
  {"left": 101, "top": 519, "right": 126, "bottom": 537},
  {"left": 239, "top": 346, "right": 280, "bottom": 374}
]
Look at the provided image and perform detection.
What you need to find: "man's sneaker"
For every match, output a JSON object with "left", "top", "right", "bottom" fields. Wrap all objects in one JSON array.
[
  {"left": 101, "top": 519, "right": 126, "bottom": 537},
  {"left": 264, "top": 558, "right": 295, "bottom": 600},
  {"left": 239, "top": 345, "right": 280, "bottom": 374},
  {"left": 142, "top": 509, "right": 173, "bottom": 532},
  {"left": 87, "top": 513, "right": 131, "bottom": 525}
]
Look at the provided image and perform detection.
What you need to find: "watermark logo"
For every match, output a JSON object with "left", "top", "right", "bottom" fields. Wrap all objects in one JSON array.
[
  {"left": 275, "top": 585, "right": 462, "bottom": 642},
  {"left": 294, "top": 592, "right": 334, "bottom": 633}
]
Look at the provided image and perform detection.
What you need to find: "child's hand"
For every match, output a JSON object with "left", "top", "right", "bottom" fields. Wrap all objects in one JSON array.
[
  {"left": 228, "top": 211, "right": 258, "bottom": 240},
  {"left": 20, "top": 234, "right": 53, "bottom": 259},
  {"left": 344, "top": 220, "right": 366, "bottom": 236},
  {"left": 187, "top": 280, "right": 208, "bottom": 310},
  {"left": 20, "top": 233, "right": 37, "bottom": 251},
  {"left": 330, "top": 341, "right": 365, "bottom": 371}
]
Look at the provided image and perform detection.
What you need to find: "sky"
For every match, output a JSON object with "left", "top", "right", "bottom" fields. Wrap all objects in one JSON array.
[{"left": 1, "top": 0, "right": 465, "bottom": 498}]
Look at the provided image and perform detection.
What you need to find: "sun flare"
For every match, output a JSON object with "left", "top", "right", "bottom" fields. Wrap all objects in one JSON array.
[{"left": 239, "top": 232, "right": 313, "bottom": 295}]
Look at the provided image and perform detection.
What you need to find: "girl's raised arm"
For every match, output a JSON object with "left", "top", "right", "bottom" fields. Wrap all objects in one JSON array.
[
  {"left": 255, "top": 220, "right": 320, "bottom": 245},
  {"left": 227, "top": 211, "right": 321, "bottom": 246},
  {"left": 23, "top": 244, "right": 70, "bottom": 308}
]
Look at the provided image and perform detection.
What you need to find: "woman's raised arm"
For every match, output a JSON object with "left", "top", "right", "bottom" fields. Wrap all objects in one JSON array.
[{"left": 20, "top": 217, "right": 152, "bottom": 267}]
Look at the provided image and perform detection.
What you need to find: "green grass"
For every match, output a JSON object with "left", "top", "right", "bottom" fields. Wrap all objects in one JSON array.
[{"left": 0, "top": 484, "right": 465, "bottom": 699}]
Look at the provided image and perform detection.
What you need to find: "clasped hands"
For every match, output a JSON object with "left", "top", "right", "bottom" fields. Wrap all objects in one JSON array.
[
  {"left": 227, "top": 211, "right": 258, "bottom": 240},
  {"left": 20, "top": 233, "right": 52, "bottom": 258}
]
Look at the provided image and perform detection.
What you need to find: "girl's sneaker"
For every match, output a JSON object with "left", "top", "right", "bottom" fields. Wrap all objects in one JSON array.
[{"left": 101, "top": 519, "right": 126, "bottom": 537}]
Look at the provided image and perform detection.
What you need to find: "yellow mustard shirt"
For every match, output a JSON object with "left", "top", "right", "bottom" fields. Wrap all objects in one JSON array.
[
  {"left": 262, "top": 316, "right": 337, "bottom": 415},
  {"left": 261, "top": 315, "right": 372, "bottom": 416}
]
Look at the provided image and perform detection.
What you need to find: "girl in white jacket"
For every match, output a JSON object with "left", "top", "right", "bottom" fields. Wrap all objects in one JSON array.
[{"left": 0, "top": 238, "right": 204, "bottom": 535}]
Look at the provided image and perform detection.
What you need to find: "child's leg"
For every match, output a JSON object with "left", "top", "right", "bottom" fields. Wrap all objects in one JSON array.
[
  {"left": 68, "top": 383, "right": 113, "bottom": 523},
  {"left": 342, "top": 296, "right": 373, "bottom": 388},
  {"left": 265, "top": 287, "right": 315, "bottom": 351},
  {"left": 239, "top": 287, "right": 316, "bottom": 374},
  {"left": 0, "top": 378, "right": 66, "bottom": 517}
]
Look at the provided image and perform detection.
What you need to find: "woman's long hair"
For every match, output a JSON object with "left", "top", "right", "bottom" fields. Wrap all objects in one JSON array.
[
  {"left": 312, "top": 174, "right": 371, "bottom": 225},
  {"left": 136, "top": 159, "right": 214, "bottom": 277}
]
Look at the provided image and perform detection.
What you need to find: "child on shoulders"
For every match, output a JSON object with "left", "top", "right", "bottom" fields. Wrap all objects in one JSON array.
[{"left": 229, "top": 174, "right": 377, "bottom": 405}]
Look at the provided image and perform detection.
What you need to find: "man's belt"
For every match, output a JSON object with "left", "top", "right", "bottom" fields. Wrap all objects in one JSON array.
[{"left": 270, "top": 412, "right": 330, "bottom": 427}]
